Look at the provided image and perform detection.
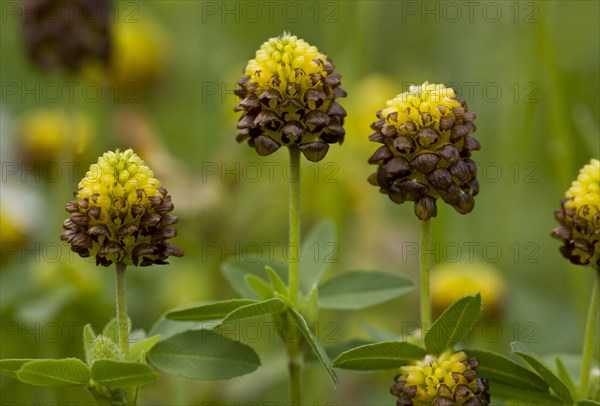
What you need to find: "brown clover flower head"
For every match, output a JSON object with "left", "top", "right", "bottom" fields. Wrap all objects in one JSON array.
[
  {"left": 22, "top": 0, "right": 111, "bottom": 72},
  {"left": 368, "top": 82, "right": 480, "bottom": 220},
  {"left": 61, "top": 149, "right": 184, "bottom": 267},
  {"left": 234, "top": 32, "right": 347, "bottom": 162},
  {"left": 551, "top": 159, "right": 600, "bottom": 268},
  {"left": 390, "top": 351, "right": 490, "bottom": 406}
]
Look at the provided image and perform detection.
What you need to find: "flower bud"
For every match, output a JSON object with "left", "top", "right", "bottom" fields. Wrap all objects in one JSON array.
[{"left": 86, "top": 335, "right": 122, "bottom": 365}]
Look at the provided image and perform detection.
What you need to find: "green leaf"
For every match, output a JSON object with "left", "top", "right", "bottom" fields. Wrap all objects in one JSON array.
[
  {"left": 490, "top": 382, "right": 563, "bottom": 405},
  {"left": 555, "top": 357, "right": 577, "bottom": 400},
  {"left": 222, "top": 260, "right": 287, "bottom": 299},
  {"left": 300, "top": 284, "right": 319, "bottom": 325},
  {"left": 166, "top": 299, "right": 257, "bottom": 321},
  {"left": 325, "top": 340, "right": 374, "bottom": 361},
  {"left": 0, "top": 359, "right": 34, "bottom": 378},
  {"left": 299, "top": 219, "right": 336, "bottom": 294},
  {"left": 245, "top": 274, "right": 274, "bottom": 299},
  {"left": 332, "top": 341, "right": 426, "bottom": 371},
  {"left": 467, "top": 350, "right": 549, "bottom": 392},
  {"left": 149, "top": 316, "right": 214, "bottom": 340},
  {"left": 577, "top": 401, "right": 600, "bottom": 406},
  {"left": 318, "top": 271, "right": 414, "bottom": 310},
  {"left": 218, "top": 297, "right": 286, "bottom": 325},
  {"left": 16, "top": 358, "right": 91, "bottom": 387},
  {"left": 129, "top": 327, "right": 147, "bottom": 345},
  {"left": 286, "top": 306, "right": 337, "bottom": 385},
  {"left": 16, "top": 286, "right": 75, "bottom": 323},
  {"left": 83, "top": 324, "right": 96, "bottom": 364},
  {"left": 147, "top": 330, "right": 260, "bottom": 380},
  {"left": 128, "top": 335, "right": 161, "bottom": 362},
  {"left": 361, "top": 322, "right": 402, "bottom": 342},
  {"left": 91, "top": 359, "right": 158, "bottom": 387},
  {"left": 543, "top": 353, "right": 581, "bottom": 386},
  {"left": 266, "top": 266, "right": 289, "bottom": 297},
  {"left": 424, "top": 294, "right": 481, "bottom": 355},
  {"left": 511, "top": 342, "right": 574, "bottom": 404},
  {"left": 102, "top": 316, "right": 131, "bottom": 343}
]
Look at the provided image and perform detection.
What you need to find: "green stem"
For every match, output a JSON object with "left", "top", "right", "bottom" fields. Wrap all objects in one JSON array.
[
  {"left": 288, "top": 146, "right": 301, "bottom": 306},
  {"left": 288, "top": 351, "right": 303, "bottom": 406},
  {"left": 88, "top": 387, "right": 112, "bottom": 405},
  {"left": 420, "top": 219, "right": 431, "bottom": 332},
  {"left": 115, "top": 263, "right": 129, "bottom": 359},
  {"left": 579, "top": 269, "right": 599, "bottom": 398},
  {"left": 287, "top": 147, "right": 302, "bottom": 404}
]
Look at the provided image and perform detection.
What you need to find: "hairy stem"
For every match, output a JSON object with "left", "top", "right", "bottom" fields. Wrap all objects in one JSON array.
[
  {"left": 287, "top": 146, "right": 303, "bottom": 404},
  {"left": 579, "top": 269, "right": 599, "bottom": 398},
  {"left": 288, "top": 350, "right": 303, "bottom": 405},
  {"left": 288, "top": 146, "right": 301, "bottom": 306},
  {"left": 115, "top": 263, "right": 129, "bottom": 359},
  {"left": 420, "top": 219, "right": 431, "bottom": 331}
]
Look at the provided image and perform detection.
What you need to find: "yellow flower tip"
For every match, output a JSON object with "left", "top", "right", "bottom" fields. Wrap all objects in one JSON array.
[
  {"left": 368, "top": 81, "right": 480, "bottom": 221},
  {"left": 552, "top": 158, "right": 600, "bottom": 268},
  {"left": 235, "top": 33, "right": 346, "bottom": 161},
  {"left": 77, "top": 149, "right": 162, "bottom": 202},
  {"left": 245, "top": 33, "right": 327, "bottom": 95},
  {"left": 564, "top": 159, "right": 600, "bottom": 218},
  {"left": 62, "top": 149, "right": 184, "bottom": 268},
  {"left": 383, "top": 82, "right": 462, "bottom": 131},
  {"left": 391, "top": 350, "right": 490, "bottom": 405}
]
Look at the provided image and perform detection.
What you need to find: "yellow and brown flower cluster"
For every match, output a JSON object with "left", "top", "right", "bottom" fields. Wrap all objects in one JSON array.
[
  {"left": 368, "top": 83, "right": 480, "bottom": 220},
  {"left": 234, "top": 33, "right": 346, "bottom": 162},
  {"left": 552, "top": 159, "right": 600, "bottom": 268},
  {"left": 61, "top": 149, "right": 183, "bottom": 267},
  {"left": 390, "top": 351, "right": 490, "bottom": 406}
]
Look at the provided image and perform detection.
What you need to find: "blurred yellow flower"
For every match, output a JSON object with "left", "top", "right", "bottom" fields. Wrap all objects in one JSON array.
[
  {"left": 32, "top": 259, "right": 101, "bottom": 296},
  {"left": 109, "top": 17, "right": 169, "bottom": 96},
  {"left": 0, "top": 212, "right": 28, "bottom": 264},
  {"left": 83, "top": 15, "right": 169, "bottom": 99},
  {"left": 430, "top": 262, "right": 506, "bottom": 319},
  {"left": 18, "top": 109, "right": 93, "bottom": 165},
  {"left": 345, "top": 74, "right": 399, "bottom": 152}
]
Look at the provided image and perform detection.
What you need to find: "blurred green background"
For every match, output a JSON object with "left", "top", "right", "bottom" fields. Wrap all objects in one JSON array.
[{"left": 1, "top": 0, "right": 598, "bottom": 404}]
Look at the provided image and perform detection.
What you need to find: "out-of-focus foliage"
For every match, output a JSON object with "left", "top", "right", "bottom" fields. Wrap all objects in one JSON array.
[{"left": 1, "top": 1, "right": 598, "bottom": 404}]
